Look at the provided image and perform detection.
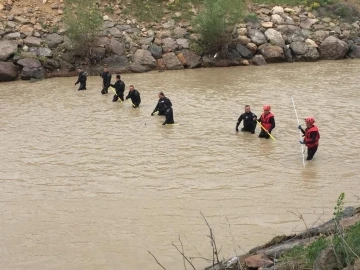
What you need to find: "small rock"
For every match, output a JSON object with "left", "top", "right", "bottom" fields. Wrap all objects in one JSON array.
[
  {"left": 352, "top": 23, "right": 360, "bottom": 30},
  {"left": 247, "top": 42, "right": 257, "bottom": 54},
  {"left": 245, "top": 254, "right": 273, "bottom": 268},
  {"left": 319, "top": 36, "right": 348, "bottom": 60},
  {"left": 24, "top": 36, "right": 43, "bottom": 47},
  {"left": 4, "top": 32, "right": 21, "bottom": 40},
  {"left": 271, "top": 14, "right": 284, "bottom": 24},
  {"left": 242, "top": 59, "right": 250, "bottom": 65},
  {"left": 0, "top": 61, "right": 19, "bottom": 82},
  {"left": 252, "top": 54, "right": 267, "bottom": 66},
  {"left": 237, "top": 28, "right": 247, "bottom": 36},
  {"left": 23, "top": 45, "right": 29, "bottom": 52},
  {"left": 173, "top": 26, "right": 187, "bottom": 38},
  {"left": 0, "top": 40, "right": 18, "bottom": 60},
  {"left": 0, "top": 4, "right": 4, "bottom": 10},
  {"left": 162, "top": 19, "right": 175, "bottom": 29},
  {"left": 322, "top": 17, "right": 332, "bottom": 23},
  {"left": 261, "top": 22, "right": 273, "bottom": 28},
  {"left": 272, "top": 6, "right": 284, "bottom": 15},
  {"left": 237, "top": 35, "right": 251, "bottom": 45},
  {"left": 14, "top": 16, "right": 29, "bottom": 24},
  {"left": 50, "top": 3, "right": 59, "bottom": 9},
  {"left": 305, "top": 38, "right": 318, "bottom": 47},
  {"left": 284, "top": 8, "right": 295, "bottom": 13},
  {"left": 20, "top": 25, "right": 34, "bottom": 37},
  {"left": 7, "top": 14, "right": 14, "bottom": 21},
  {"left": 162, "top": 52, "right": 183, "bottom": 70},
  {"left": 176, "top": 38, "right": 189, "bottom": 49},
  {"left": 103, "top": 15, "right": 110, "bottom": 21},
  {"left": 58, "top": 9, "right": 63, "bottom": 15}
]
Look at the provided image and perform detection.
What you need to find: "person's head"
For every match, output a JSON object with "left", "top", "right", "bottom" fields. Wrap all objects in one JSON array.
[
  {"left": 158, "top": 92, "right": 165, "bottom": 99},
  {"left": 103, "top": 65, "right": 108, "bottom": 72},
  {"left": 77, "top": 67, "right": 83, "bottom": 73},
  {"left": 116, "top": 74, "right": 120, "bottom": 81},
  {"left": 129, "top": 85, "right": 134, "bottom": 91},
  {"left": 244, "top": 105, "right": 251, "bottom": 113},
  {"left": 305, "top": 116, "right": 315, "bottom": 127},
  {"left": 263, "top": 105, "right": 271, "bottom": 114}
]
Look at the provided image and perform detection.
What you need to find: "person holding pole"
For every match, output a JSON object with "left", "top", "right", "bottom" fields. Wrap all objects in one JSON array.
[
  {"left": 298, "top": 117, "right": 320, "bottom": 160},
  {"left": 258, "top": 105, "right": 275, "bottom": 139}
]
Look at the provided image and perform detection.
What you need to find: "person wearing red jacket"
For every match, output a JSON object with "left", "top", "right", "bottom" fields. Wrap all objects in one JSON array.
[
  {"left": 299, "top": 116, "right": 320, "bottom": 160},
  {"left": 258, "top": 105, "right": 275, "bottom": 139}
]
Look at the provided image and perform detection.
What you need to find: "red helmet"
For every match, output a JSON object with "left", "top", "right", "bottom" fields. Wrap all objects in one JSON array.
[
  {"left": 263, "top": 105, "right": 271, "bottom": 111},
  {"left": 305, "top": 116, "right": 315, "bottom": 124}
]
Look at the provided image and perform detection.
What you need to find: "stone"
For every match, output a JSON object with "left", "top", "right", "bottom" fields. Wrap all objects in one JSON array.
[
  {"left": 130, "top": 64, "right": 152, "bottom": 73},
  {"left": 202, "top": 55, "right": 216, "bottom": 67},
  {"left": 156, "top": 29, "right": 172, "bottom": 39},
  {"left": 258, "top": 44, "right": 285, "bottom": 62},
  {"left": 23, "top": 36, "right": 43, "bottom": 47},
  {"left": 228, "top": 48, "right": 241, "bottom": 60},
  {"left": 4, "top": 32, "right": 20, "bottom": 39},
  {"left": 94, "top": 37, "right": 111, "bottom": 48},
  {"left": 109, "top": 27, "right": 122, "bottom": 38},
  {"left": 265, "top": 28, "right": 285, "bottom": 47},
  {"left": 245, "top": 254, "right": 273, "bottom": 268},
  {"left": 17, "top": 58, "right": 44, "bottom": 80},
  {"left": 284, "top": 8, "right": 296, "bottom": 13},
  {"left": 290, "top": 41, "right": 319, "bottom": 61},
  {"left": 247, "top": 43, "right": 257, "bottom": 54},
  {"left": 237, "top": 35, "right": 251, "bottom": 45},
  {"left": 261, "top": 22, "right": 273, "bottom": 28},
  {"left": 319, "top": 36, "right": 349, "bottom": 60},
  {"left": 109, "top": 39, "right": 125, "bottom": 55},
  {"left": 103, "top": 15, "right": 110, "bottom": 21},
  {"left": 116, "top": 24, "right": 131, "bottom": 31},
  {"left": 103, "top": 21, "right": 115, "bottom": 29},
  {"left": 103, "top": 55, "right": 129, "bottom": 72},
  {"left": 29, "top": 47, "right": 53, "bottom": 58},
  {"left": 50, "top": 3, "right": 59, "bottom": 9},
  {"left": 300, "top": 18, "right": 313, "bottom": 30},
  {"left": 20, "top": 51, "right": 37, "bottom": 59},
  {"left": 162, "top": 19, "right": 175, "bottom": 29},
  {"left": 271, "top": 14, "right": 284, "bottom": 24},
  {"left": 248, "top": 29, "right": 267, "bottom": 45},
  {"left": 277, "top": 25, "right": 304, "bottom": 43},
  {"left": 0, "top": 3, "right": 4, "bottom": 10},
  {"left": 313, "top": 246, "right": 340, "bottom": 270},
  {"left": 237, "top": 28, "right": 247, "bottom": 36},
  {"left": 242, "top": 59, "right": 250, "bottom": 65},
  {"left": 313, "top": 30, "right": 329, "bottom": 43},
  {"left": 139, "top": 37, "right": 153, "bottom": 46},
  {"left": 132, "top": 49, "right": 156, "bottom": 68},
  {"left": 258, "top": 8, "right": 271, "bottom": 15},
  {"left": 162, "top": 37, "right": 177, "bottom": 52},
  {"left": 162, "top": 52, "right": 183, "bottom": 70},
  {"left": 179, "top": 49, "right": 201, "bottom": 68},
  {"left": 252, "top": 54, "right": 267, "bottom": 66},
  {"left": 176, "top": 38, "right": 189, "bottom": 49},
  {"left": 7, "top": 21, "right": 17, "bottom": 28},
  {"left": 272, "top": 6, "right": 284, "bottom": 14},
  {"left": 149, "top": 44, "right": 163, "bottom": 59},
  {"left": 305, "top": 38, "right": 318, "bottom": 47},
  {"left": 45, "top": 33, "right": 64, "bottom": 48},
  {"left": 173, "top": 26, "right": 187, "bottom": 38},
  {"left": 0, "top": 40, "right": 18, "bottom": 60},
  {"left": 20, "top": 25, "right": 34, "bottom": 36},
  {"left": 236, "top": 44, "right": 253, "bottom": 59},
  {"left": 322, "top": 17, "right": 332, "bottom": 23},
  {"left": 349, "top": 45, "right": 360, "bottom": 58},
  {"left": 14, "top": 16, "right": 29, "bottom": 24},
  {"left": 0, "top": 61, "right": 18, "bottom": 81}
]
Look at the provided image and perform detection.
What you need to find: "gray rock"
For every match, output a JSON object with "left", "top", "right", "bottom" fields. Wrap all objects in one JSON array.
[
  {"left": 0, "top": 61, "right": 18, "bottom": 81},
  {"left": 20, "top": 51, "right": 37, "bottom": 59},
  {"left": 202, "top": 55, "right": 216, "bottom": 67},
  {"left": 271, "top": 14, "right": 284, "bottom": 24},
  {"left": 130, "top": 64, "right": 152, "bottom": 73},
  {"left": 180, "top": 49, "right": 201, "bottom": 68},
  {"left": 14, "top": 16, "right": 29, "bottom": 24},
  {"left": 149, "top": 44, "right": 163, "bottom": 59},
  {"left": 162, "top": 19, "right": 175, "bottom": 29},
  {"left": 248, "top": 29, "right": 267, "bottom": 45},
  {"left": 176, "top": 38, "right": 189, "bottom": 49},
  {"left": 0, "top": 40, "right": 18, "bottom": 60},
  {"left": 252, "top": 54, "right": 267, "bottom": 66},
  {"left": 132, "top": 49, "right": 156, "bottom": 68},
  {"left": 272, "top": 6, "right": 284, "bottom": 14},
  {"left": 157, "top": 29, "right": 172, "bottom": 39},
  {"left": 7, "top": 21, "right": 17, "bottom": 28},
  {"left": 313, "top": 30, "right": 330, "bottom": 43},
  {"left": 109, "top": 27, "right": 122, "bottom": 38},
  {"left": 109, "top": 39, "right": 125, "bottom": 55},
  {"left": 258, "top": 44, "right": 285, "bottom": 62},
  {"left": 313, "top": 246, "right": 340, "bottom": 270},
  {"left": 17, "top": 58, "right": 45, "bottom": 80},
  {"left": 349, "top": 45, "right": 360, "bottom": 58},
  {"left": 42, "top": 58, "right": 60, "bottom": 71},
  {"left": 4, "top": 32, "right": 21, "bottom": 39},
  {"left": 103, "top": 21, "right": 115, "bottom": 29},
  {"left": 284, "top": 46, "right": 294, "bottom": 62},
  {"left": 116, "top": 24, "right": 131, "bottom": 31},
  {"left": 45, "top": 33, "right": 64, "bottom": 48},
  {"left": 89, "top": 47, "right": 106, "bottom": 63},
  {"left": 94, "top": 37, "right": 111, "bottom": 48},
  {"left": 319, "top": 36, "right": 349, "bottom": 60},
  {"left": 236, "top": 44, "right": 253, "bottom": 59},
  {"left": 162, "top": 37, "right": 178, "bottom": 52},
  {"left": 29, "top": 47, "right": 53, "bottom": 58},
  {"left": 173, "top": 26, "right": 187, "bottom": 38},
  {"left": 290, "top": 41, "right": 319, "bottom": 61},
  {"left": 139, "top": 37, "right": 153, "bottom": 46},
  {"left": 162, "top": 52, "right": 184, "bottom": 70},
  {"left": 103, "top": 55, "right": 129, "bottom": 72},
  {"left": 264, "top": 28, "right": 285, "bottom": 47},
  {"left": 228, "top": 48, "right": 242, "bottom": 60}
]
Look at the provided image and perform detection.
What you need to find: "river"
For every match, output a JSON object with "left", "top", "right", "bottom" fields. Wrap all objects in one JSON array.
[{"left": 0, "top": 60, "right": 359, "bottom": 269}]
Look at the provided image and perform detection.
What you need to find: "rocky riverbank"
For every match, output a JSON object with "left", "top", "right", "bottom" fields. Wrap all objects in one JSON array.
[
  {"left": 205, "top": 206, "right": 360, "bottom": 270},
  {"left": 0, "top": 0, "right": 360, "bottom": 82}
]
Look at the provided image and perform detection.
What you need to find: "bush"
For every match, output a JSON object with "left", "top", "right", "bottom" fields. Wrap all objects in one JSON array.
[
  {"left": 194, "top": 0, "right": 244, "bottom": 54},
  {"left": 63, "top": 0, "right": 102, "bottom": 60}
]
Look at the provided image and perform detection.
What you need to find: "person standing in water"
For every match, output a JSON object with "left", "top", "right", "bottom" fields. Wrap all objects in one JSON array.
[
  {"left": 236, "top": 105, "right": 257, "bottom": 134},
  {"left": 100, "top": 65, "right": 112, "bottom": 95},
  {"left": 299, "top": 116, "right": 320, "bottom": 160},
  {"left": 125, "top": 85, "right": 141, "bottom": 107},
  {"left": 151, "top": 92, "right": 172, "bottom": 116},
  {"left": 74, "top": 67, "right": 87, "bottom": 91},
  {"left": 258, "top": 105, "right": 275, "bottom": 139},
  {"left": 110, "top": 74, "right": 125, "bottom": 102}
]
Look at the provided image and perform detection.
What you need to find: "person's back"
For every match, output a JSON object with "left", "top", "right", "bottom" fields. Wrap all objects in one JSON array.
[
  {"left": 100, "top": 66, "right": 112, "bottom": 94},
  {"left": 111, "top": 75, "right": 125, "bottom": 102}
]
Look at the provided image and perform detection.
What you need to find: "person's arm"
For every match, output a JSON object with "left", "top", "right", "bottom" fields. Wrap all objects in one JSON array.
[
  {"left": 268, "top": 117, "right": 275, "bottom": 132},
  {"left": 75, "top": 76, "right": 80, "bottom": 85},
  {"left": 236, "top": 115, "right": 243, "bottom": 132},
  {"left": 152, "top": 101, "right": 160, "bottom": 115},
  {"left": 125, "top": 91, "right": 130, "bottom": 99}
]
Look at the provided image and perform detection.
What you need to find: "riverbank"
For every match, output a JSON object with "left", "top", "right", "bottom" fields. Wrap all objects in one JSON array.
[
  {"left": 204, "top": 205, "right": 360, "bottom": 270},
  {"left": 0, "top": 0, "right": 359, "bottom": 82}
]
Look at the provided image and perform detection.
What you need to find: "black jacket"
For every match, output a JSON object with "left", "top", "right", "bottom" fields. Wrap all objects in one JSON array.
[
  {"left": 101, "top": 71, "right": 112, "bottom": 87},
  {"left": 153, "top": 97, "right": 172, "bottom": 114},
  {"left": 236, "top": 111, "right": 257, "bottom": 131},
  {"left": 75, "top": 71, "right": 87, "bottom": 84},
  {"left": 126, "top": 89, "right": 141, "bottom": 104},
  {"left": 110, "top": 80, "right": 125, "bottom": 95}
]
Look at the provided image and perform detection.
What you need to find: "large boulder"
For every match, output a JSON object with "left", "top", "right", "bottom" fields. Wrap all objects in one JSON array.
[
  {"left": 264, "top": 28, "right": 285, "bottom": 47},
  {"left": 258, "top": 44, "right": 285, "bottom": 62},
  {"left": 24, "top": 36, "right": 43, "bottom": 47},
  {"left": 228, "top": 48, "right": 242, "bottom": 61},
  {"left": 276, "top": 25, "right": 304, "bottom": 43},
  {"left": 109, "top": 39, "right": 125, "bottom": 55},
  {"left": 0, "top": 40, "right": 18, "bottom": 60},
  {"left": 236, "top": 44, "right": 253, "bottom": 59},
  {"left": 162, "top": 37, "right": 178, "bottom": 52},
  {"left": 248, "top": 29, "right": 267, "bottom": 45},
  {"left": 17, "top": 58, "right": 45, "bottom": 80},
  {"left": 130, "top": 64, "right": 152, "bottom": 73},
  {"left": 349, "top": 44, "right": 360, "bottom": 58},
  {"left": 149, "top": 44, "right": 163, "bottom": 59},
  {"left": 252, "top": 55, "right": 267, "bottom": 66},
  {"left": 132, "top": 49, "right": 157, "bottom": 68},
  {"left": 319, "top": 36, "right": 349, "bottom": 60},
  {"left": 45, "top": 33, "right": 64, "bottom": 48},
  {"left": 290, "top": 41, "right": 319, "bottom": 61},
  {"left": 178, "top": 49, "right": 201, "bottom": 68},
  {"left": 0, "top": 61, "right": 19, "bottom": 81},
  {"left": 103, "top": 55, "right": 129, "bottom": 72},
  {"left": 162, "top": 52, "right": 184, "bottom": 70}
]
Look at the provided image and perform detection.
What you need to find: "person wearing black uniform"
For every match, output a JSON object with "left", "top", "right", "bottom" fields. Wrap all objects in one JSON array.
[
  {"left": 162, "top": 105, "right": 174, "bottom": 125},
  {"left": 110, "top": 74, "right": 125, "bottom": 102},
  {"left": 125, "top": 85, "right": 141, "bottom": 107},
  {"left": 151, "top": 92, "right": 172, "bottom": 116},
  {"left": 236, "top": 105, "right": 257, "bottom": 134},
  {"left": 100, "top": 66, "right": 112, "bottom": 95},
  {"left": 74, "top": 67, "right": 87, "bottom": 90}
]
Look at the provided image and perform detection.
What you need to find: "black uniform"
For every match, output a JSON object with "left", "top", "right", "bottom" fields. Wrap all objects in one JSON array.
[
  {"left": 125, "top": 89, "right": 141, "bottom": 107},
  {"left": 75, "top": 71, "right": 87, "bottom": 90},
  {"left": 100, "top": 71, "right": 112, "bottom": 94},
  {"left": 152, "top": 97, "right": 172, "bottom": 116},
  {"left": 236, "top": 111, "right": 257, "bottom": 133},
  {"left": 162, "top": 107, "right": 174, "bottom": 125},
  {"left": 110, "top": 80, "right": 125, "bottom": 102}
]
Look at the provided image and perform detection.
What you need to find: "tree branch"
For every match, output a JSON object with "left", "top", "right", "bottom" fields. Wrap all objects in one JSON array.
[{"left": 148, "top": 251, "right": 167, "bottom": 270}]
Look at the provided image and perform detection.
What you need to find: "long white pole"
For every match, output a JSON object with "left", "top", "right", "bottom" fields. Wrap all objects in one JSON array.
[{"left": 291, "top": 97, "right": 305, "bottom": 167}]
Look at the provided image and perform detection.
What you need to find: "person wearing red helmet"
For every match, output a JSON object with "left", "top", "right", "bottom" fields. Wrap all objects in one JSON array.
[
  {"left": 258, "top": 105, "right": 275, "bottom": 139},
  {"left": 298, "top": 117, "right": 320, "bottom": 160}
]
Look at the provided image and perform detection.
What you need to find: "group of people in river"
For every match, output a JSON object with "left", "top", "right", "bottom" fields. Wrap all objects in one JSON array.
[
  {"left": 236, "top": 105, "right": 320, "bottom": 160},
  {"left": 75, "top": 65, "right": 320, "bottom": 161},
  {"left": 75, "top": 65, "right": 174, "bottom": 125}
]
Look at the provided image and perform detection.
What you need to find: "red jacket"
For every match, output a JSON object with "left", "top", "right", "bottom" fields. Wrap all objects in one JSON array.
[{"left": 305, "top": 125, "right": 320, "bottom": 148}]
